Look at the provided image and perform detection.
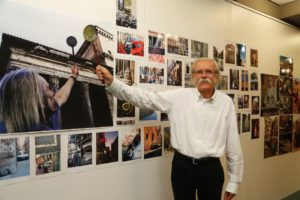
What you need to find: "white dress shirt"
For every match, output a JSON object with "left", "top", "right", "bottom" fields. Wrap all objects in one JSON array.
[{"left": 108, "top": 78, "right": 243, "bottom": 194}]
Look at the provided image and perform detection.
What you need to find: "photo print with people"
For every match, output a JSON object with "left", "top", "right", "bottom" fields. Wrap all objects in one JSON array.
[
  {"left": 251, "top": 96, "right": 260, "bottom": 115},
  {"left": 278, "top": 77, "right": 293, "bottom": 115},
  {"left": 229, "top": 69, "right": 239, "bottom": 90},
  {"left": 148, "top": 30, "right": 165, "bottom": 63},
  {"left": 96, "top": 131, "right": 118, "bottom": 164},
  {"left": 115, "top": 59, "right": 135, "bottom": 86},
  {"left": 121, "top": 128, "right": 141, "bottom": 161},
  {"left": 167, "top": 59, "right": 183, "bottom": 86},
  {"left": 117, "top": 31, "right": 144, "bottom": 57},
  {"left": 241, "top": 70, "right": 249, "bottom": 91},
  {"left": 191, "top": 40, "right": 208, "bottom": 59},
  {"left": 225, "top": 42, "right": 235, "bottom": 65},
  {"left": 35, "top": 135, "right": 60, "bottom": 175},
  {"left": 261, "top": 74, "right": 279, "bottom": 116},
  {"left": 279, "top": 55, "right": 293, "bottom": 78},
  {"left": 0, "top": 6, "right": 115, "bottom": 134},
  {"left": 68, "top": 133, "right": 92, "bottom": 168},
  {"left": 251, "top": 119, "right": 260, "bottom": 139},
  {"left": 0, "top": 137, "right": 29, "bottom": 180},
  {"left": 116, "top": 0, "right": 137, "bottom": 29},
  {"left": 250, "top": 71, "right": 259, "bottom": 91},
  {"left": 167, "top": 35, "right": 188, "bottom": 56},
  {"left": 250, "top": 49, "right": 258, "bottom": 67},
  {"left": 185, "top": 62, "right": 194, "bottom": 88},
  {"left": 264, "top": 116, "right": 279, "bottom": 158},
  {"left": 216, "top": 75, "right": 228, "bottom": 90},
  {"left": 139, "top": 66, "right": 164, "bottom": 84},
  {"left": 144, "top": 126, "right": 162, "bottom": 159},
  {"left": 213, "top": 45, "right": 224, "bottom": 72}
]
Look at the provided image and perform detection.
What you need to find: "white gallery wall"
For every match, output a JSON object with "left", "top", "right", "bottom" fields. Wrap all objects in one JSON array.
[{"left": 0, "top": 0, "right": 300, "bottom": 200}]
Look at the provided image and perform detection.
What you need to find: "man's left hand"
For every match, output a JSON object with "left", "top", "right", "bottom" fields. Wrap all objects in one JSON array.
[{"left": 224, "top": 191, "right": 235, "bottom": 200}]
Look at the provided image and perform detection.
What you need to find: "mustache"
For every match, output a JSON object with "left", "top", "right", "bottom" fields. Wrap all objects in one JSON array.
[{"left": 197, "top": 78, "right": 213, "bottom": 85}]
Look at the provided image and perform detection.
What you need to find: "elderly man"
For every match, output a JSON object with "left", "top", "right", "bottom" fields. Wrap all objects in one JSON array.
[{"left": 96, "top": 58, "right": 243, "bottom": 200}]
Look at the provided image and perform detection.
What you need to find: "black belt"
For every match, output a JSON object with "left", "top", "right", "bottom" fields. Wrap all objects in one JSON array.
[{"left": 174, "top": 150, "right": 219, "bottom": 166}]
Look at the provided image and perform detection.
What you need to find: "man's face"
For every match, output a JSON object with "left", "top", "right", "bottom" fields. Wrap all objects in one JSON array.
[
  {"left": 39, "top": 76, "right": 56, "bottom": 112},
  {"left": 192, "top": 60, "right": 217, "bottom": 93}
]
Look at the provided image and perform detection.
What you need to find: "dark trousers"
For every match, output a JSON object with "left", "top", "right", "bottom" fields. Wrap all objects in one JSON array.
[{"left": 171, "top": 151, "right": 224, "bottom": 200}]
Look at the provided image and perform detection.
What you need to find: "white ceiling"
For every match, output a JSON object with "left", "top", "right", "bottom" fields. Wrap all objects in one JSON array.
[{"left": 269, "top": 0, "right": 296, "bottom": 5}]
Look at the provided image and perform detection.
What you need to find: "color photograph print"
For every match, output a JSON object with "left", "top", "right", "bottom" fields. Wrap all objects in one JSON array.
[
  {"left": 229, "top": 69, "right": 239, "bottom": 90},
  {"left": 191, "top": 40, "right": 208, "bottom": 58},
  {"left": 167, "top": 35, "right": 188, "bottom": 56},
  {"left": 250, "top": 71, "right": 259, "bottom": 91},
  {"left": 261, "top": 74, "right": 279, "bottom": 116},
  {"left": 238, "top": 94, "right": 250, "bottom": 109},
  {"left": 96, "top": 131, "right": 118, "bottom": 164},
  {"left": 0, "top": 137, "right": 29, "bottom": 180},
  {"left": 116, "top": 59, "right": 135, "bottom": 86},
  {"left": 0, "top": 2, "right": 114, "bottom": 133},
  {"left": 139, "top": 66, "right": 164, "bottom": 84},
  {"left": 148, "top": 30, "right": 165, "bottom": 63},
  {"left": 117, "top": 99, "right": 135, "bottom": 118},
  {"left": 293, "top": 114, "right": 300, "bottom": 151},
  {"left": 242, "top": 113, "right": 250, "bottom": 133},
  {"left": 216, "top": 75, "right": 228, "bottom": 90},
  {"left": 225, "top": 43, "right": 235, "bottom": 65},
  {"left": 251, "top": 96, "right": 259, "bottom": 115},
  {"left": 278, "top": 77, "right": 293, "bottom": 114},
  {"left": 264, "top": 116, "right": 279, "bottom": 158},
  {"left": 116, "top": 0, "right": 137, "bottom": 29},
  {"left": 251, "top": 119, "right": 260, "bottom": 139},
  {"left": 167, "top": 59, "right": 183, "bottom": 86},
  {"left": 117, "top": 31, "right": 144, "bottom": 57},
  {"left": 35, "top": 135, "right": 60, "bottom": 175},
  {"left": 121, "top": 128, "right": 141, "bottom": 161},
  {"left": 279, "top": 115, "right": 293, "bottom": 155},
  {"left": 213, "top": 45, "right": 224, "bottom": 72},
  {"left": 236, "top": 113, "right": 241, "bottom": 134},
  {"left": 163, "top": 126, "right": 173, "bottom": 154},
  {"left": 68, "top": 133, "right": 92, "bottom": 168},
  {"left": 293, "top": 78, "right": 300, "bottom": 113},
  {"left": 236, "top": 43, "right": 246, "bottom": 67},
  {"left": 185, "top": 62, "right": 194, "bottom": 88},
  {"left": 139, "top": 108, "right": 158, "bottom": 121},
  {"left": 241, "top": 70, "right": 249, "bottom": 91},
  {"left": 144, "top": 126, "right": 162, "bottom": 159},
  {"left": 279, "top": 55, "right": 293, "bottom": 78},
  {"left": 250, "top": 49, "right": 258, "bottom": 67}
]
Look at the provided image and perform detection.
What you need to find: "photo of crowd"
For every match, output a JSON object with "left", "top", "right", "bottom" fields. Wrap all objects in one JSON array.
[
  {"left": 139, "top": 66, "right": 164, "bottom": 84},
  {"left": 116, "top": 0, "right": 137, "bottom": 29},
  {"left": 117, "top": 31, "right": 144, "bottom": 56}
]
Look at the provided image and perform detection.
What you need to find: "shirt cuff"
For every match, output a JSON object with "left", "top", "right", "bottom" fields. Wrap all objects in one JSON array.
[
  {"left": 107, "top": 78, "right": 122, "bottom": 91},
  {"left": 225, "top": 182, "right": 238, "bottom": 194}
]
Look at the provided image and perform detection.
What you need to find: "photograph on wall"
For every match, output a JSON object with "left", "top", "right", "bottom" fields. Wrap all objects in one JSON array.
[
  {"left": 167, "top": 35, "right": 188, "bottom": 56},
  {"left": 293, "top": 78, "right": 300, "bottom": 113},
  {"left": 35, "top": 135, "right": 60, "bottom": 175},
  {"left": 161, "top": 112, "right": 169, "bottom": 122},
  {"left": 167, "top": 59, "right": 182, "bottom": 86},
  {"left": 264, "top": 116, "right": 279, "bottom": 158},
  {"left": 241, "top": 70, "right": 249, "bottom": 91},
  {"left": 216, "top": 75, "right": 228, "bottom": 90},
  {"left": 116, "top": 120, "right": 135, "bottom": 126},
  {"left": 238, "top": 95, "right": 243, "bottom": 109},
  {"left": 261, "top": 74, "right": 279, "bottom": 116},
  {"left": 250, "top": 71, "right": 259, "bottom": 91},
  {"left": 148, "top": 30, "right": 165, "bottom": 63},
  {"left": 116, "top": 0, "right": 137, "bottom": 29},
  {"left": 236, "top": 43, "right": 246, "bottom": 67},
  {"left": 117, "top": 99, "right": 135, "bottom": 118},
  {"left": 117, "top": 31, "right": 144, "bottom": 57},
  {"left": 251, "top": 96, "right": 259, "bottom": 115},
  {"left": 191, "top": 40, "right": 208, "bottom": 58},
  {"left": 96, "top": 131, "right": 118, "bottom": 164},
  {"left": 163, "top": 127, "right": 173, "bottom": 154},
  {"left": 236, "top": 113, "right": 241, "bottom": 134},
  {"left": 279, "top": 115, "right": 293, "bottom": 155},
  {"left": 229, "top": 69, "right": 239, "bottom": 90},
  {"left": 0, "top": 2, "right": 114, "bottom": 133},
  {"left": 121, "top": 128, "right": 141, "bottom": 161},
  {"left": 243, "top": 95, "right": 250, "bottom": 109},
  {"left": 242, "top": 113, "right": 250, "bottom": 133},
  {"left": 185, "top": 62, "right": 194, "bottom": 88},
  {"left": 213, "top": 45, "right": 224, "bottom": 72},
  {"left": 279, "top": 55, "right": 293, "bottom": 78},
  {"left": 116, "top": 59, "right": 135, "bottom": 86},
  {"left": 278, "top": 77, "right": 293, "bottom": 114},
  {"left": 139, "top": 108, "right": 158, "bottom": 121},
  {"left": 293, "top": 114, "right": 300, "bottom": 151},
  {"left": 250, "top": 49, "right": 258, "bottom": 67},
  {"left": 0, "top": 137, "right": 29, "bottom": 180},
  {"left": 139, "top": 66, "right": 164, "bottom": 84},
  {"left": 225, "top": 43, "right": 235, "bottom": 65},
  {"left": 144, "top": 126, "right": 162, "bottom": 159},
  {"left": 68, "top": 133, "right": 92, "bottom": 168},
  {"left": 251, "top": 119, "right": 260, "bottom": 139}
]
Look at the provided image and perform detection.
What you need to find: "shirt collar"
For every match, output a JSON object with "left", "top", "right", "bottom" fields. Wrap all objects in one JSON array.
[{"left": 194, "top": 88, "right": 217, "bottom": 102}]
